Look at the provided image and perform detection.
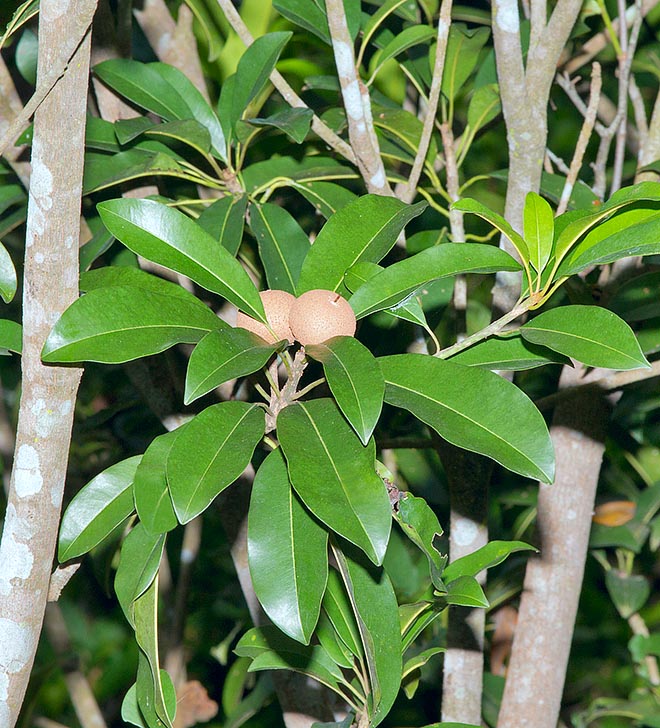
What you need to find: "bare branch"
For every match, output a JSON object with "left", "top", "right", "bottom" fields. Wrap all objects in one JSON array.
[
  {"left": 215, "top": 0, "right": 357, "bottom": 165},
  {"left": 401, "top": 0, "right": 453, "bottom": 204}
]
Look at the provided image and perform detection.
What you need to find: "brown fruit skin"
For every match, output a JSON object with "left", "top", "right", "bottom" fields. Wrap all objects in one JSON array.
[
  {"left": 289, "top": 289, "right": 356, "bottom": 346},
  {"left": 235, "top": 290, "right": 296, "bottom": 344}
]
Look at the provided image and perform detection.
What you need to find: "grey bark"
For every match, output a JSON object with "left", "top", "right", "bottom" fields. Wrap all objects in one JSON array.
[{"left": 0, "top": 0, "right": 94, "bottom": 723}]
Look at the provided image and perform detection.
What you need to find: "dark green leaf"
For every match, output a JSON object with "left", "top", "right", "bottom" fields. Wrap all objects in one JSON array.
[
  {"left": 610, "top": 272, "right": 660, "bottom": 322},
  {"left": 42, "top": 286, "right": 221, "bottom": 364},
  {"left": 380, "top": 354, "right": 555, "bottom": 483},
  {"left": 445, "top": 575, "right": 488, "bottom": 608},
  {"left": 114, "top": 116, "right": 155, "bottom": 144},
  {"left": 322, "top": 568, "right": 363, "bottom": 659},
  {"left": 520, "top": 306, "right": 649, "bottom": 370},
  {"left": 605, "top": 571, "right": 650, "bottom": 619},
  {"left": 442, "top": 540, "right": 536, "bottom": 582},
  {"left": 297, "top": 195, "right": 426, "bottom": 295},
  {"left": 79, "top": 226, "right": 114, "bottom": 272},
  {"left": 293, "top": 180, "right": 357, "bottom": 218},
  {"left": 79, "top": 265, "right": 201, "bottom": 301},
  {"left": 231, "top": 32, "right": 292, "bottom": 127},
  {"left": 348, "top": 243, "right": 520, "bottom": 318},
  {"left": 121, "top": 668, "right": 176, "bottom": 728},
  {"left": 249, "top": 202, "right": 310, "bottom": 294},
  {"left": 85, "top": 115, "right": 121, "bottom": 152},
  {"left": 466, "top": 83, "right": 500, "bottom": 137},
  {"left": 134, "top": 430, "right": 181, "bottom": 535},
  {"left": 315, "top": 611, "right": 355, "bottom": 669},
  {"left": 97, "top": 198, "right": 266, "bottom": 322},
  {"left": 371, "top": 26, "right": 435, "bottom": 78},
  {"left": 441, "top": 25, "right": 491, "bottom": 101},
  {"left": 115, "top": 524, "right": 166, "bottom": 624},
  {"left": 58, "top": 456, "right": 141, "bottom": 561},
  {"left": 306, "top": 336, "right": 384, "bottom": 445},
  {"left": 248, "top": 108, "right": 313, "bottom": 143},
  {"left": 334, "top": 545, "right": 402, "bottom": 727},
  {"left": 83, "top": 149, "right": 185, "bottom": 195},
  {"left": 523, "top": 192, "right": 554, "bottom": 274},
  {"left": 394, "top": 493, "right": 447, "bottom": 592},
  {"left": 448, "top": 334, "right": 570, "bottom": 370},
  {"left": 0, "top": 320, "right": 22, "bottom": 355},
  {"left": 185, "top": 328, "right": 280, "bottom": 404},
  {"left": 197, "top": 195, "right": 248, "bottom": 256},
  {"left": 278, "top": 399, "right": 392, "bottom": 565},
  {"left": 145, "top": 119, "right": 212, "bottom": 156},
  {"left": 248, "top": 449, "right": 328, "bottom": 644},
  {"left": 167, "top": 402, "right": 265, "bottom": 523}
]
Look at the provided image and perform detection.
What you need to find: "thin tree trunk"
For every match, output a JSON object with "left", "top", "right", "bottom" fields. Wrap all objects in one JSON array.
[{"left": 0, "top": 1, "right": 95, "bottom": 723}]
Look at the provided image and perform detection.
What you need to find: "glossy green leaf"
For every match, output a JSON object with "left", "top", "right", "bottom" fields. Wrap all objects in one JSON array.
[
  {"left": 83, "top": 149, "right": 185, "bottom": 195},
  {"left": 380, "top": 354, "right": 554, "bottom": 483},
  {"left": 0, "top": 241, "right": 16, "bottom": 303},
  {"left": 185, "top": 328, "right": 279, "bottom": 404},
  {"left": 133, "top": 579, "right": 175, "bottom": 727},
  {"left": 441, "top": 25, "right": 491, "bottom": 101},
  {"left": 315, "top": 611, "right": 355, "bottom": 669},
  {"left": 145, "top": 119, "right": 212, "bottom": 156},
  {"left": 249, "top": 202, "right": 310, "bottom": 294},
  {"left": 402, "top": 646, "right": 445, "bottom": 679},
  {"left": 248, "top": 449, "right": 328, "bottom": 644},
  {"left": 297, "top": 195, "right": 426, "bottom": 295},
  {"left": 557, "top": 210, "right": 660, "bottom": 277},
  {"left": 452, "top": 198, "right": 529, "bottom": 264},
  {"left": 79, "top": 265, "right": 200, "bottom": 301},
  {"left": 0, "top": 320, "right": 22, "bottom": 355},
  {"left": 235, "top": 626, "right": 344, "bottom": 693},
  {"left": 348, "top": 243, "right": 520, "bottom": 318},
  {"left": 400, "top": 602, "right": 445, "bottom": 653},
  {"left": 248, "top": 108, "right": 313, "bottom": 143},
  {"left": 115, "top": 524, "right": 166, "bottom": 624},
  {"left": 278, "top": 399, "right": 392, "bottom": 565},
  {"left": 42, "top": 286, "right": 221, "bottom": 364},
  {"left": 167, "top": 402, "right": 265, "bottom": 523},
  {"left": 448, "top": 334, "right": 570, "bottom": 370},
  {"left": 466, "top": 83, "right": 500, "bottom": 136},
  {"left": 442, "top": 540, "right": 536, "bottom": 582},
  {"left": 334, "top": 545, "right": 402, "bottom": 727},
  {"left": 58, "top": 456, "right": 141, "bottom": 561},
  {"left": 115, "top": 117, "right": 155, "bottom": 144},
  {"left": 85, "top": 116, "right": 120, "bottom": 152},
  {"left": 523, "top": 191, "right": 554, "bottom": 274},
  {"left": 322, "top": 568, "right": 363, "bottom": 659},
  {"left": 273, "top": 0, "right": 330, "bottom": 43},
  {"left": 197, "top": 195, "right": 248, "bottom": 256},
  {"left": 306, "top": 336, "right": 384, "bottom": 445},
  {"left": 94, "top": 59, "right": 226, "bottom": 159},
  {"left": 231, "top": 32, "right": 292, "bottom": 127},
  {"left": 371, "top": 26, "right": 435, "bottom": 79},
  {"left": 134, "top": 430, "right": 181, "bottom": 535},
  {"left": 552, "top": 181, "right": 660, "bottom": 266},
  {"left": 520, "top": 306, "right": 649, "bottom": 371},
  {"left": 394, "top": 493, "right": 447, "bottom": 592},
  {"left": 445, "top": 575, "right": 488, "bottom": 608},
  {"left": 293, "top": 180, "right": 357, "bottom": 218},
  {"left": 605, "top": 571, "right": 650, "bottom": 619},
  {"left": 97, "top": 198, "right": 266, "bottom": 322}
]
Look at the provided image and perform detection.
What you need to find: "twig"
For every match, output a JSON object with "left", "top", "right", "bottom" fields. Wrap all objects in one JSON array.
[
  {"left": 215, "top": 0, "right": 356, "bottom": 165},
  {"left": 401, "top": 0, "right": 453, "bottom": 204},
  {"left": 266, "top": 350, "right": 308, "bottom": 432},
  {"left": 325, "top": 0, "right": 391, "bottom": 195},
  {"left": 628, "top": 76, "right": 649, "bottom": 141},
  {"left": 556, "top": 63, "right": 601, "bottom": 215}
]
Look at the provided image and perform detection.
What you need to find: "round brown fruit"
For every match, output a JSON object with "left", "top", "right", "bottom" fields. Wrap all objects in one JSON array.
[
  {"left": 289, "top": 289, "right": 356, "bottom": 346},
  {"left": 235, "top": 289, "right": 296, "bottom": 344}
]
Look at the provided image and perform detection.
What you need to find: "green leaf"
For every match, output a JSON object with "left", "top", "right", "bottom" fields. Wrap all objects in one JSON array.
[
  {"left": 121, "top": 668, "right": 176, "bottom": 728},
  {"left": 115, "top": 117, "right": 156, "bottom": 144},
  {"left": 348, "top": 243, "right": 520, "bottom": 318},
  {"left": 247, "top": 107, "right": 313, "bottom": 143},
  {"left": 185, "top": 328, "right": 280, "bottom": 404},
  {"left": 58, "top": 456, "right": 141, "bottom": 561},
  {"left": 297, "top": 195, "right": 427, "bottom": 295},
  {"left": 400, "top": 601, "right": 444, "bottom": 653},
  {"left": 370, "top": 26, "right": 435, "bottom": 80},
  {"left": 452, "top": 198, "right": 529, "bottom": 265},
  {"left": 610, "top": 272, "right": 660, "bottom": 322},
  {"left": 441, "top": 25, "right": 491, "bottom": 101},
  {"left": 79, "top": 265, "right": 200, "bottom": 301},
  {"left": 83, "top": 149, "right": 185, "bottom": 195},
  {"left": 134, "top": 430, "right": 181, "bottom": 535},
  {"left": 334, "top": 545, "right": 402, "bottom": 727},
  {"left": 315, "top": 611, "right": 355, "bottom": 669},
  {"left": 520, "top": 306, "right": 650, "bottom": 371},
  {"left": 145, "top": 119, "right": 212, "bottom": 156},
  {"left": 557, "top": 210, "right": 660, "bottom": 277},
  {"left": 394, "top": 493, "right": 447, "bottom": 592},
  {"left": 133, "top": 579, "right": 175, "bottom": 727},
  {"left": 0, "top": 320, "right": 22, "bottom": 355},
  {"left": 448, "top": 334, "right": 570, "bottom": 370},
  {"left": 249, "top": 202, "right": 310, "bottom": 295},
  {"left": 231, "top": 32, "right": 292, "bottom": 127},
  {"left": 197, "top": 195, "right": 248, "bottom": 257},
  {"left": 523, "top": 192, "right": 554, "bottom": 274},
  {"left": 0, "top": 241, "right": 16, "bottom": 303},
  {"left": 442, "top": 540, "right": 536, "bottom": 582},
  {"left": 97, "top": 198, "right": 266, "bottom": 322},
  {"left": 273, "top": 0, "right": 330, "bottom": 43},
  {"left": 235, "top": 626, "right": 344, "bottom": 692},
  {"left": 167, "top": 402, "right": 265, "bottom": 523},
  {"left": 278, "top": 399, "right": 392, "bottom": 565},
  {"left": 115, "top": 524, "right": 166, "bottom": 624},
  {"left": 85, "top": 116, "right": 121, "bottom": 152},
  {"left": 466, "top": 83, "right": 500, "bottom": 136},
  {"left": 306, "top": 336, "right": 384, "bottom": 445},
  {"left": 322, "top": 569, "right": 363, "bottom": 659},
  {"left": 445, "top": 575, "right": 489, "bottom": 608},
  {"left": 42, "top": 286, "right": 221, "bottom": 364},
  {"left": 248, "top": 449, "right": 328, "bottom": 644},
  {"left": 380, "top": 354, "right": 555, "bottom": 483},
  {"left": 605, "top": 571, "right": 650, "bottom": 619},
  {"left": 293, "top": 180, "right": 357, "bottom": 218},
  {"left": 94, "top": 59, "right": 226, "bottom": 159}
]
